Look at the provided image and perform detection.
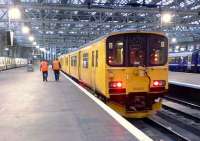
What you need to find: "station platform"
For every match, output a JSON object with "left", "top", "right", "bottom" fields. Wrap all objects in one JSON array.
[
  {"left": 0, "top": 67, "right": 151, "bottom": 141},
  {"left": 169, "top": 71, "right": 200, "bottom": 89}
]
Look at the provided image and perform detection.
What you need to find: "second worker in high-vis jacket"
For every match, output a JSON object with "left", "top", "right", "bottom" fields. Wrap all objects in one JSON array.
[{"left": 52, "top": 58, "right": 61, "bottom": 81}]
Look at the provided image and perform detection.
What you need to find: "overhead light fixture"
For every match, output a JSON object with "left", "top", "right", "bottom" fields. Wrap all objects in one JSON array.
[
  {"left": 33, "top": 42, "right": 37, "bottom": 45},
  {"left": 22, "top": 26, "right": 30, "bottom": 34},
  {"left": 4, "top": 48, "right": 9, "bottom": 51},
  {"left": 36, "top": 45, "right": 39, "bottom": 48},
  {"left": 171, "top": 38, "right": 177, "bottom": 43},
  {"left": 161, "top": 13, "right": 172, "bottom": 23},
  {"left": 29, "top": 35, "right": 34, "bottom": 41},
  {"left": 8, "top": 7, "right": 21, "bottom": 20},
  {"left": 40, "top": 48, "right": 46, "bottom": 52},
  {"left": 175, "top": 45, "right": 179, "bottom": 49},
  {"left": 58, "top": 31, "right": 64, "bottom": 34}
]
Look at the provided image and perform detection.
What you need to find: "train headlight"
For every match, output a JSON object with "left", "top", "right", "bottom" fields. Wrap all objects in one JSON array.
[
  {"left": 109, "top": 81, "right": 126, "bottom": 94},
  {"left": 116, "top": 82, "right": 122, "bottom": 88},
  {"left": 153, "top": 80, "right": 166, "bottom": 87},
  {"left": 109, "top": 81, "right": 122, "bottom": 88}
]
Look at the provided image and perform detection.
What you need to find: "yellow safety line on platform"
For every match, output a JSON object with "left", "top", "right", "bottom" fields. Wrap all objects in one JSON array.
[{"left": 61, "top": 72, "right": 153, "bottom": 141}]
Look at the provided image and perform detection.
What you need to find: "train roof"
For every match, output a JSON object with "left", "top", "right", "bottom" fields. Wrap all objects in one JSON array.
[
  {"left": 169, "top": 52, "right": 193, "bottom": 57},
  {"left": 67, "top": 31, "right": 167, "bottom": 55},
  {"left": 80, "top": 31, "right": 166, "bottom": 48}
]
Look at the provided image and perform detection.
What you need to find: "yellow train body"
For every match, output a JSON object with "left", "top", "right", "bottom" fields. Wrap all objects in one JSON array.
[{"left": 59, "top": 31, "right": 168, "bottom": 118}]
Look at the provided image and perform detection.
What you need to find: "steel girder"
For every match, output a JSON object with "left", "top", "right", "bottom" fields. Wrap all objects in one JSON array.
[{"left": 0, "top": 0, "right": 199, "bottom": 50}]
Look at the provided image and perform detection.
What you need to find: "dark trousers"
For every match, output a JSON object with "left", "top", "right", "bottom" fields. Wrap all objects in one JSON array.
[
  {"left": 42, "top": 71, "right": 48, "bottom": 81},
  {"left": 54, "top": 70, "right": 60, "bottom": 81}
]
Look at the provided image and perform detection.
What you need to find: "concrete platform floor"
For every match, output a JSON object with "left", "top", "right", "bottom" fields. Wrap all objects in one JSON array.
[
  {"left": 0, "top": 67, "right": 138, "bottom": 141},
  {"left": 169, "top": 71, "right": 200, "bottom": 88}
]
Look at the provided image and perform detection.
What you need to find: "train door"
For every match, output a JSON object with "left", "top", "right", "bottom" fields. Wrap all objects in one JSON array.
[
  {"left": 187, "top": 55, "right": 192, "bottom": 71},
  {"left": 126, "top": 35, "right": 149, "bottom": 93},
  {"left": 69, "top": 55, "right": 71, "bottom": 74},
  {"left": 91, "top": 50, "right": 96, "bottom": 91},
  {"left": 192, "top": 52, "right": 198, "bottom": 72},
  {"left": 78, "top": 51, "right": 81, "bottom": 80},
  {"left": 198, "top": 51, "right": 200, "bottom": 72}
]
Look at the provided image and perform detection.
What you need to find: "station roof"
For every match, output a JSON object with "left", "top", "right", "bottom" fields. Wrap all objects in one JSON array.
[{"left": 0, "top": 0, "right": 200, "bottom": 52}]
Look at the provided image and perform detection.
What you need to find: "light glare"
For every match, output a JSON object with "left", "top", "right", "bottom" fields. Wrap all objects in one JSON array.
[
  {"left": 22, "top": 26, "right": 30, "bottom": 34},
  {"left": 8, "top": 7, "right": 21, "bottom": 20},
  {"left": 161, "top": 13, "right": 172, "bottom": 23},
  {"left": 29, "top": 36, "right": 34, "bottom": 41},
  {"left": 33, "top": 42, "right": 37, "bottom": 45},
  {"left": 40, "top": 48, "right": 46, "bottom": 52},
  {"left": 171, "top": 38, "right": 177, "bottom": 43}
]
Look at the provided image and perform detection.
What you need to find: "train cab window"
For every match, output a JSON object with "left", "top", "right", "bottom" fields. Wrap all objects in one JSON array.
[
  {"left": 149, "top": 35, "right": 168, "bottom": 66},
  {"left": 128, "top": 36, "right": 146, "bottom": 66},
  {"left": 107, "top": 41, "right": 124, "bottom": 65},
  {"left": 83, "top": 53, "right": 88, "bottom": 68}
]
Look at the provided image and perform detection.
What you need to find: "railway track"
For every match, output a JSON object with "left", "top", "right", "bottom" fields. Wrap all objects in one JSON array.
[
  {"left": 130, "top": 110, "right": 200, "bottom": 141},
  {"left": 144, "top": 117, "right": 191, "bottom": 141},
  {"left": 164, "top": 96, "right": 200, "bottom": 110},
  {"left": 162, "top": 98, "right": 200, "bottom": 122},
  {"left": 129, "top": 114, "right": 195, "bottom": 141},
  {"left": 130, "top": 97, "right": 200, "bottom": 141}
]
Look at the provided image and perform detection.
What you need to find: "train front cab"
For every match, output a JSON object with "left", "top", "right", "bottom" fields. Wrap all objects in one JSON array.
[{"left": 105, "top": 33, "right": 168, "bottom": 118}]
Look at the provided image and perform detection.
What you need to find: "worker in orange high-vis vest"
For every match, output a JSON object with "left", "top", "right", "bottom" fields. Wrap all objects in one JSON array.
[
  {"left": 52, "top": 58, "right": 61, "bottom": 81},
  {"left": 40, "top": 59, "right": 49, "bottom": 82}
]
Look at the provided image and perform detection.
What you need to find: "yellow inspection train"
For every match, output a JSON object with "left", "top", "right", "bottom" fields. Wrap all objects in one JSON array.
[{"left": 59, "top": 31, "right": 168, "bottom": 118}]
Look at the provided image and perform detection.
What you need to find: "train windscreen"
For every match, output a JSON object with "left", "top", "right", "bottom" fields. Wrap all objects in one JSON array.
[
  {"left": 148, "top": 35, "right": 168, "bottom": 66},
  {"left": 128, "top": 35, "right": 146, "bottom": 66},
  {"left": 107, "top": 36, "right": 124, "bottom": 66},
  {"left": 106, "top": 33, "right": 168, "bottom": 67}
]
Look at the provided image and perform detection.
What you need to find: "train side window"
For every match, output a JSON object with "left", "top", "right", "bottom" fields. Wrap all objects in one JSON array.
[
  {"left": 96, "top": 50, "right": 98, "bottom": 67},
  {"left": 66, "top": 58, "right": 68, "bottom": 66},
  {"left": 188, "top": 56, "right": 192, "bottom": 63},
  {"left": 71, "top": 56, "right": 77, "bottom": 66},
  {"left": 92, "top": 51, "right": 94, "bottom": 67},
  {"left": 71, "top": 57, "right": 73, "bottom": 66},
  {"left": 74, "top": 56, "right": 77, "bottom": 66},
  {"left": 83, "top": 53, "right": 88, "bottom": 68}
]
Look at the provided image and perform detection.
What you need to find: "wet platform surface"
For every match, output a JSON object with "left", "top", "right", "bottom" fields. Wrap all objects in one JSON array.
[
  {"left": 169, "top": 72, "right": 200, "bottom": 89},
  {"left": 0, "top": 67, "right": 139, "bottom": 141}
]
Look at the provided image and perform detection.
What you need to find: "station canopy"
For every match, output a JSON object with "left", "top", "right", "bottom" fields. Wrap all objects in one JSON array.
[{"left": 0, "top": 0, "right": 200, "bottom": 51}]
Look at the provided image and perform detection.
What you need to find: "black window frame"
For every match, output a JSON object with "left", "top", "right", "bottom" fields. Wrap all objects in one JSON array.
[
  {"left": 147, "top": 34, "right": 168, "bottom": 66},
  {"left": 92, "top": 51, "right": 94, "bottom": 67},
  {"left": 71, "top": 56, "right": 77, "bottom": 67},
  {"left": 66, "top": 57, "right": 68, "bottom": 66},
  {"left": 106, "top": 33, "right": 168, "bottom": 67},
  {"left": 127, "top": 34, "right": 147, "bottom": 67},
  {"left": 83, "top": 53, "right": 89, "bottom": 68},
  {"left": 106, "top": 35, "right": 125, "bottom": 67},
  {"left": 96, "top": 50, "right": 98, "bottom": 67}
]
